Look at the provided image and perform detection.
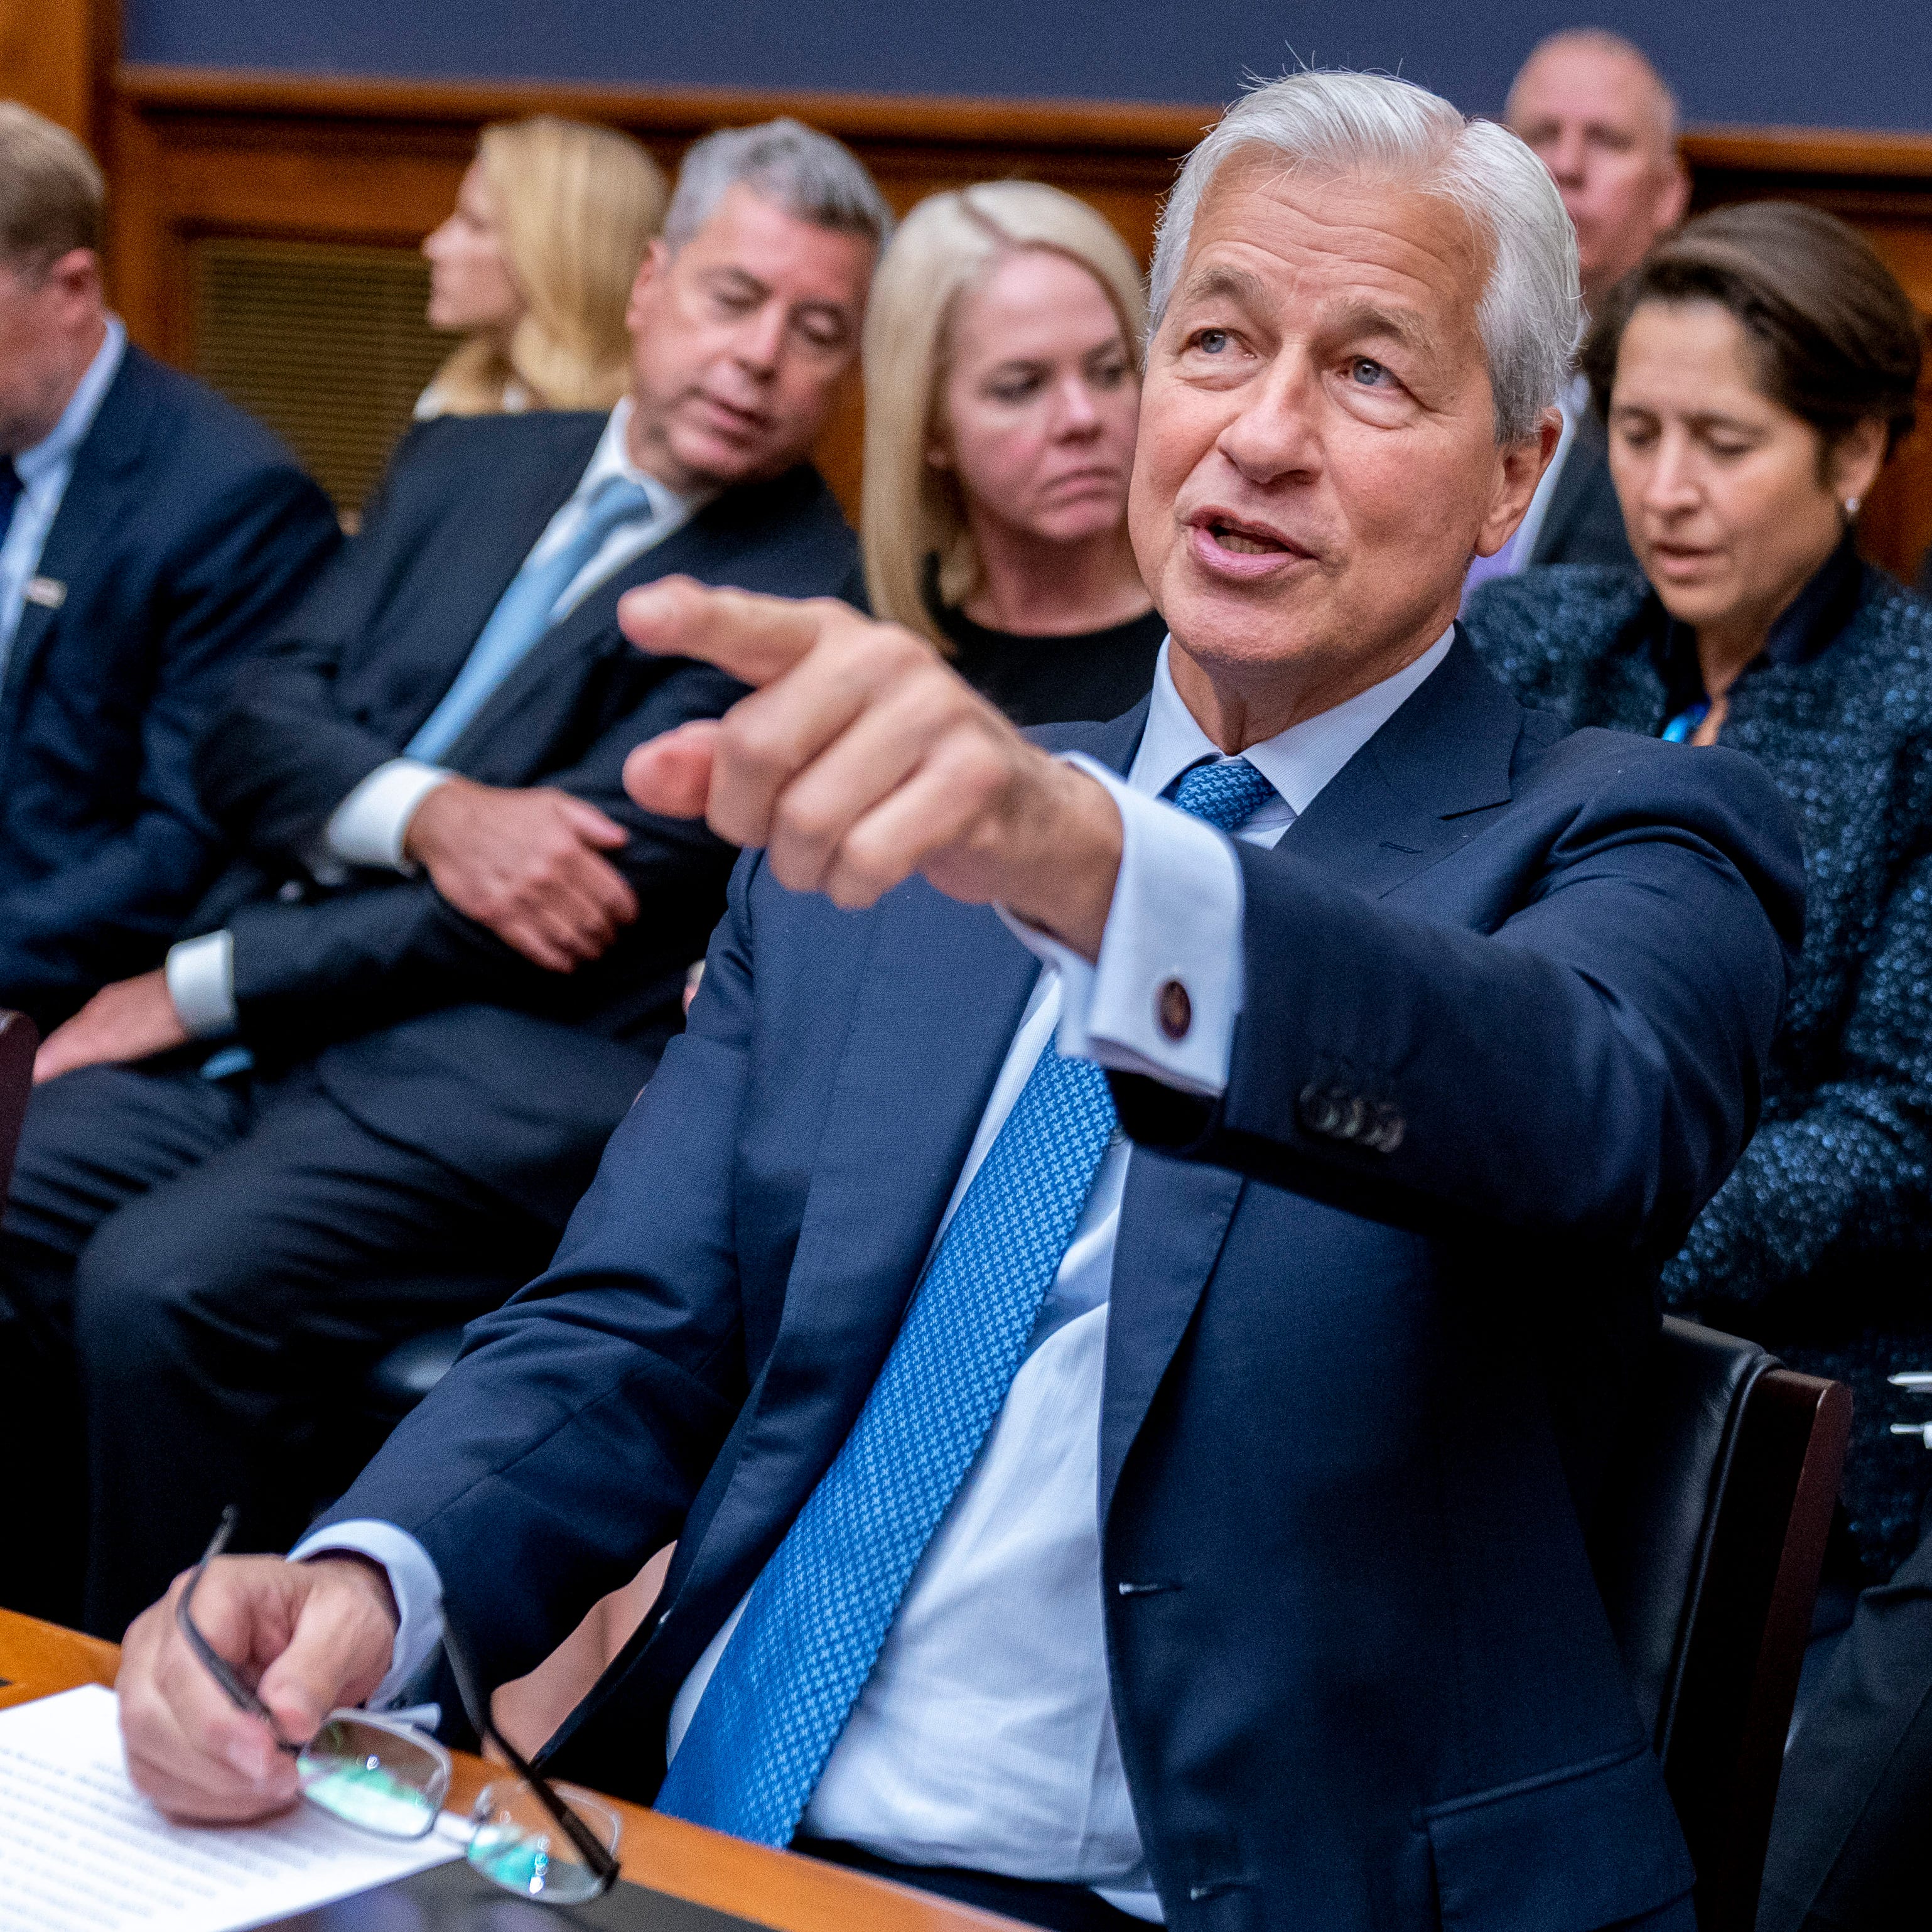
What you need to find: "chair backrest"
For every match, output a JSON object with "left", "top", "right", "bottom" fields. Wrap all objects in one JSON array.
[
  {"left": 0, "top": 1012, "right": 36, "bottom": 1198},
  {"left": 1591, "top": 1315, "right": 1851, "bottom": 1932}
]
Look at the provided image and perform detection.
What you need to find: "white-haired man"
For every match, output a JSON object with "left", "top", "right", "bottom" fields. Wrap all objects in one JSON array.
[
  {"left": 119, "top": 72, "right": 1800, "bottom": 1932},
  {"left": 1465, "top": 29, "right": 1690, "bottom": 585}
]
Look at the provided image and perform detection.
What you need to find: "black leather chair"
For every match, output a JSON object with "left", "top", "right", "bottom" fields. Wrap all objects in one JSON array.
[
  {"left": 1593, "top": 1316, "right": 1851, "bottom": 1932},
  {"left": 365, "top": 1322, "right": 472, "bottom": 1426}
]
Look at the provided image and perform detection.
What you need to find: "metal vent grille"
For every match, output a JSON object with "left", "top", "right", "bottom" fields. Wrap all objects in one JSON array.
[{"left": 192, "top": 238, "right": 451, "bottom": 515}]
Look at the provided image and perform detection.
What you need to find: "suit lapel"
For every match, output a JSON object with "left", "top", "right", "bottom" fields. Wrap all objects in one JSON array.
[
  {"left": 0, "top": 353, "right": 152, "bottom": 743},
  {"left": 1100, "top": 637, "right": 1523, "bottom": 1504},
  {"left": 436, "top": 482, "right": 787, "bottom": 765},
  {"left": 1278, "top": 633, "right": 1522, "bottom": 895}
]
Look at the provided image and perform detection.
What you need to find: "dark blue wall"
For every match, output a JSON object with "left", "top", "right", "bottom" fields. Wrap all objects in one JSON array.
[{"left": 125, "top": 0, "right": 1932, "bottom": 133}]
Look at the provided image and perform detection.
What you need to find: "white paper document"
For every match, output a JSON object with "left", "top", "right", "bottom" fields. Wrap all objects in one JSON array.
[{"left": 0, "top": 1684, "right": 461, "bottom": 1932}]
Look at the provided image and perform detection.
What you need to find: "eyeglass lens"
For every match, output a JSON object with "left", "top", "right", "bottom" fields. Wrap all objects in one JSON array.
[
  {"left": 296, "top": 1717, "right": 450, "bottom": 1838},
  {"left": 468, "top": 1779, "right": 623, "bottom": 1903}
]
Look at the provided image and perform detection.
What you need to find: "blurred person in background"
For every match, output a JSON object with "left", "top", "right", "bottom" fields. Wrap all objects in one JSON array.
[
  {"left": 0, "top": 117, "right": 886, "bottom": 1641},
  {"left": 1471, "top": 28, "right": 1690, "bottom": 586},
  {"left": 418, "top": 115, "right": 668, "bottom": 418},
  {"left": 1465, "top": 201, "right": 1932, "bottom": 1932},
  {"left": 0, "top": 101, "right": 338, "bottom": 1033},
  {"left": 861, "top": 181, "right": 1162, "bottom": 726}
]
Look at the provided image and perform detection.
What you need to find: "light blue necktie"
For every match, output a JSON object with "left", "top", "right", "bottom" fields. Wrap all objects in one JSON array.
[
  {"left": 655, "top": 753, "right": 1278, "bottom": 1847},
  {"left": 404, "top": 474, "right": 658, "bottom": 762}
]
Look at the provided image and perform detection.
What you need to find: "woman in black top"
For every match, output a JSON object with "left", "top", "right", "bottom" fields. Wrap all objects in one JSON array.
[
  {"left": 1466, "top": 202, "right": 1931, "bottom": 1932},
  {"left": 860, "top": 181, "right": 1163, "bottom": 727}
]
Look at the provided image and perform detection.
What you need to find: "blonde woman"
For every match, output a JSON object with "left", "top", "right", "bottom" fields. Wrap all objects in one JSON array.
[
  {"left": 418, "top": 116, "right": 667, "bottom": 418},
  {"left": 863, "top": 180, "right": 1161, "bottom": 726}
]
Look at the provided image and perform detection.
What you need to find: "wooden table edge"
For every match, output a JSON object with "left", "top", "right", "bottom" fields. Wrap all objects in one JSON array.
[{"left": 0, "top": 1607, "right": 1028, "bottom": 1932}]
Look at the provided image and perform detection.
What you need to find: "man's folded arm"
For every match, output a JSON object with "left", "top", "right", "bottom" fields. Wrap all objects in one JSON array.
[
  {"left": 301, "top": 856, "right": 765, "bottom": 1691},
  {"left": 1111, "top": 745, "right": 1805, "bottom": 1255},
  {"left": 197, "top": 663, "right": 743, "bottom": 1058}
]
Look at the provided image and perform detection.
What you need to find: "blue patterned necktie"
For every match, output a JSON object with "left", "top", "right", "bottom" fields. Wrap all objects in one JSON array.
[
  {"left": 404, "top": 473, "right": 659, "bottom": 762},
  {"left": 654, "top": 753, "right": 1277, "bottom": 1847}
]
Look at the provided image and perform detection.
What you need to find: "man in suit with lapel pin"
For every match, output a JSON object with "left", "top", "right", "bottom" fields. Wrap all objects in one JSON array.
[
  {"left": 0, "top": 103, "right": 340, "bottom": 1032},
  {"left": 0, "top": 119, "right": 887, "bottom": 1637},
  {"left": 119, "top": 75, "right": 1802, "bottom": 1932},
  {"left": 1461, "top": 30, "right": 1689, "bottom": 598}
]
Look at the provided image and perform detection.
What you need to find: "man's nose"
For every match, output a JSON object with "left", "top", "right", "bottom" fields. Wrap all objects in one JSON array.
[
  {"left": 1546, "top": 129, "right": 1587, "bottom": 187},
  {"left": 734, "top": 303, "right": 788, "bottom": 377},
  {"left": 1216, "top": 364, "right": 1319, "bottom": 484}
]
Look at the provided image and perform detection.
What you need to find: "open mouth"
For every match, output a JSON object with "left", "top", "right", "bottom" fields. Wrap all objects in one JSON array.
[{"left": 1194, "top": 512, "right": 1303, "bottom": 562}]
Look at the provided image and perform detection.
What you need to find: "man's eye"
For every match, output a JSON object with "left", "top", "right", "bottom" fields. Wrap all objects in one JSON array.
[
  {"left": 1195, "top": 329, "right": 1231, "bottom": 355},
  {"left": 1351, "top": 359, "right": 1390, "bottom": 386}
]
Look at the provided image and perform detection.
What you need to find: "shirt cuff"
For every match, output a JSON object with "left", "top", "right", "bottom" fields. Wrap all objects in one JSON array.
[
  {"left": 325, "top": 760, "right": 455, "bottom": 871},
  {"left": 163, "top": 931, "right": 238, "bottom": 1040},
  {"left": 1000, "top": 752, "right": 1245, "bottom": 1099},
  {"left": 288, "top": 1519, "right": 445, "bottom": 1710}
]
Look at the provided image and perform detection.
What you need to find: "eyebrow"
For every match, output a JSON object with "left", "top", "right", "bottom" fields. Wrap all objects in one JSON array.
[
  {"left": 1175, "top": 262, "right": 1273, "bottom": 313},
  {"left": 1322, "top": 299, "right": 1435, "bottom": 363}
]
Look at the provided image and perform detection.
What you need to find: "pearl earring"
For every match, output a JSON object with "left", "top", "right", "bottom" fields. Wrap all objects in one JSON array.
[{"left": 1844, "top": 496, "right": 1862, "bottom": 518}]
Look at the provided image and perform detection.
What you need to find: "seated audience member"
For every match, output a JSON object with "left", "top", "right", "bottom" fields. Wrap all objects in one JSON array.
[
  {"left": 1470, "top": 28, "right": 1688, "bottom": 590},
  {"left": 117, "top": 73, "right": 1805, "bottom": 1932},
  {"left": 0, "top": 117, "right": 887, "bottom": 1638},
  {"left": 0, "top": 102, "right": 339, "bottom": 1031},
  {"left": 861, "top": 181, "right": 1162, "bottom": 726},
  {"left": 1465, "top": 202, "right": 1931, "bottom": 1932},
  {"left": 418, "top": 114, "right": 667, "bottom": 419}
]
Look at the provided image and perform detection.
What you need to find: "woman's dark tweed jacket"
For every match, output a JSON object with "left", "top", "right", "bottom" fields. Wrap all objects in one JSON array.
[{"left": 1467, "top": 561, "right": 1932, "bottom": 1578}]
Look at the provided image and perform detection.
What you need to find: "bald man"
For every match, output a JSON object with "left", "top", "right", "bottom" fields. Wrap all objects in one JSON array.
[{"left": 1465, "top": 30, "right": 1689, "bottom": 587}]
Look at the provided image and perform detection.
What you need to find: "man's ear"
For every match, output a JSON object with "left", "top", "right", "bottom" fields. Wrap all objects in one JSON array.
[
  {"left": 625, "top": 239, "right": 670, "bottom": 337},
  {"left": 1472, "top": 408, "right": 1562, "bottom": 560},
  {"left": 1655, "top": 155, "right": 1691, "bottom": 237},
  {"left": 45, "top": 247, "right": 102, "bottom": 317}
]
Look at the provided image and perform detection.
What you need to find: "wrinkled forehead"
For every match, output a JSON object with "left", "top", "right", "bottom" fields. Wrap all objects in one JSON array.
[{"left": 1179, "top": 149, "right": 1491, "bottom": 335}]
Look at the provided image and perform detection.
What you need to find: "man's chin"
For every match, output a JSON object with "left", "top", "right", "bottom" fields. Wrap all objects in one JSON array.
[{"left": 665, "top": 424, "right": 792, "bottom": 492}]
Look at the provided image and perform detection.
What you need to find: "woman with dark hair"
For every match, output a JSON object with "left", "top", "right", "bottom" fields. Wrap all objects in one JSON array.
[{"left": 1466, "top": 200, "right": 1931, "bottom": 1932}]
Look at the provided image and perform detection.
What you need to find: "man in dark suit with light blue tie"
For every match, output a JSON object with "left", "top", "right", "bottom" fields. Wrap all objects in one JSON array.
[
  {"left": 119, "top": 75, "right": 1803, "bottom": 1932},
  {"left": 0, "top": 102, "right": 340, "bottom": 1030},
  {"left": 0, "top": 120, "right": 888, "bottom": 1637}
]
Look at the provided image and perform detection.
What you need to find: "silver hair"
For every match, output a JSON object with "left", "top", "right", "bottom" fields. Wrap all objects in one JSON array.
[
  {"left": 1148, "top": 71, "right": 1582, "bottom": 443},
  {"left": 664, "top": 117, "right": 893, "bottom": 252}
]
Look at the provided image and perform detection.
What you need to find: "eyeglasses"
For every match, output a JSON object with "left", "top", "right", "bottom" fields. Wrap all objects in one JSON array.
[{"left": 179, "top": 1507, "right": 622, "bottom": 1904}]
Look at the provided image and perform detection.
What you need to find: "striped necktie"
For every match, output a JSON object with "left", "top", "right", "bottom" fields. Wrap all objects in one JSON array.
[{"left": 654, "top": 754, "right": 1278, "bottom": 1845}]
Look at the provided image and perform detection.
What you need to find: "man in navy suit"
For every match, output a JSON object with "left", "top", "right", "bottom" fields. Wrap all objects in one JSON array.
[
  {"left": 0, "top": 103, "right": 340, "bottom": 1030},
  {"left": 118, "top": 75, "right": 1801, "bottom": 1931},
  {"left": 0, "top": 120, "right": 887, "bottom": 1636}
]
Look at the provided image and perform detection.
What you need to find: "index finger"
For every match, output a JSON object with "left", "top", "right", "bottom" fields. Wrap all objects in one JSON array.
[{"left": 618, "top": 578, "right": 843, "bottom": 688}]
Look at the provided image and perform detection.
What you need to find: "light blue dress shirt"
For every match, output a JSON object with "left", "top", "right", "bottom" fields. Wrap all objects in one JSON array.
[
  {"left": 297, "top": 630, "right": 1455, "bottom": 1918},
  {"left": 0, "top": 315, "right": 126, "bottom": 674}
]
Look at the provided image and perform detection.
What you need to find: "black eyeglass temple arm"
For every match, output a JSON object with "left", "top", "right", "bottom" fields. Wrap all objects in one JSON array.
[{"left": 440, "top": 1621, "right": 618, "bottom": 1882}]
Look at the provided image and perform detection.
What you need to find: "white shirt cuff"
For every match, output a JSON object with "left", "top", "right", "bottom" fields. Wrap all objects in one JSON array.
[
  {"left": 325, "top": 760, "right": 455, "bottom": 871},
  {"left": 163, "top": 931, "right": 238, "bottom": 1039},
  {"left": 1000, "top": 752, "right": 1244, "bottom": 1099},
  {"left": 288, "top": 1519, "right": 445, "bottom": 1709}
]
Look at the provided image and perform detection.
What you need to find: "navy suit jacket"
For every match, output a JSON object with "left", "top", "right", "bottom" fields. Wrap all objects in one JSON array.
[
  {"left": 328, "top": 637, "right": 1804, "bottom": 1930},
  {"left": 0, "top": 343, "right": 339, "bottom": 1025},
  {"left": 186, "top": 409, "right": 858, "bottom": 1224}
]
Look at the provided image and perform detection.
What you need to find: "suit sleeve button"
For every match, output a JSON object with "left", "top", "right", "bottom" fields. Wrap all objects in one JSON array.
[{"left": 1157, "top": 979, "right": 1192, "bottom": 1041}]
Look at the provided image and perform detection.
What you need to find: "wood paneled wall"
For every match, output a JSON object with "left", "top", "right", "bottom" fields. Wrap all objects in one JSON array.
[
  {"left": 0, "top": 0, "right": 118, "bottom": 147},
  {"left": 101, "top": 65, "right": 1932, "bottom": 575}
]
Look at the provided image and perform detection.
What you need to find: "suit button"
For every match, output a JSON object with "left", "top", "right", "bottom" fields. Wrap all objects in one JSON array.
[
  {"left": 278, "top": 879, "right": 303, "bottom": 902},
  {"left": 1366, "top": 1103, "right": 1406, "bottom": 1153},
  {"left": 1297, "top": 1083, "right": 1337, "bottom": 1133},
  {"left": 1157, "top": 979, "right": 1192, "bottom": 1041},
  {"left": 1336, "top": 1096, "right": 1368, "bottom": 1140}
]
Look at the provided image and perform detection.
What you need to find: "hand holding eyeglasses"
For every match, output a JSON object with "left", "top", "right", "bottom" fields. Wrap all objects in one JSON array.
[{"left": 117, "top": 1532, "right": 401, "bottom": 1824}]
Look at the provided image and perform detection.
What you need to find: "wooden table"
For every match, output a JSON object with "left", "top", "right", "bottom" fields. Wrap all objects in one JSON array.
[{"left": 0, "top": 1606, "right": 1017, "bottom": 1932}]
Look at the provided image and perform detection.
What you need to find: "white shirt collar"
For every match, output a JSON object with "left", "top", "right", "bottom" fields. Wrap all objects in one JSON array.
[
  {"left": 1126, "top": 627, "right": 1455, "bottom": 814},
  {"left": 16, "top": 315, "right": 126, "bottom": 493},
  {"left": 578, "top": 397, "right": 706, "bottom": 522}
]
